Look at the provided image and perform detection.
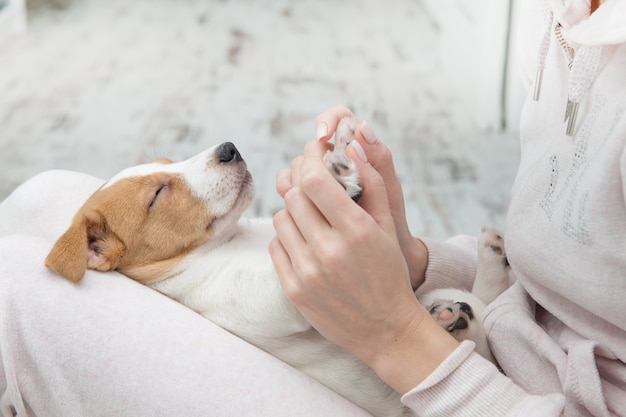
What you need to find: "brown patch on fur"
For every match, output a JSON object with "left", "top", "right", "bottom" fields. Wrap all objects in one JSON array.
[
  {"left": 121, "top": 253, "right": 190, "bottom": 282},
  {"left": 46, "top": 172, "right": 215, "bottom": 283}
]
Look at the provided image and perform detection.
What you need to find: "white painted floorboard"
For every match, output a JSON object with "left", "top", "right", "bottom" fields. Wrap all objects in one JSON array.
[{"left": 0, "top": 0, "right": 521, "bottom": 239}]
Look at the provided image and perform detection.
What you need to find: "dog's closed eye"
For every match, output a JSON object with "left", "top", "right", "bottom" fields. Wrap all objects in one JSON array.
[{"left": 149, "top": 184, "right": 168, "bottom": 209}]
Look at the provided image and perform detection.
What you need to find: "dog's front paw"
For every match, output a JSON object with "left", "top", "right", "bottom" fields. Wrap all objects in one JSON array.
[{"left": 324, "top": 116, "right": 362, "bottom": 202}]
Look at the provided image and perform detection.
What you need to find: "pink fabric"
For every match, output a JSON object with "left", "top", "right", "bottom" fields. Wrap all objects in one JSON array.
[{"left": 549, "top": 0, "right": 591, "bottom": 28}]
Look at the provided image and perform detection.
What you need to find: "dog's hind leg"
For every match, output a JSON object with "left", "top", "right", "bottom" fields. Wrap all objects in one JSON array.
[{"left": 472, "top": 227, "right": 510, "bottom": 305}]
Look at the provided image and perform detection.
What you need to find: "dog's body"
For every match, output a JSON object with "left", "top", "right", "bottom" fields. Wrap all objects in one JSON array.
[
  {"left": 149, "top": 217, "right": 409, "bottom": 417},
  {"left": 46, "top": 139, "right": 509, "bottom": 417}
]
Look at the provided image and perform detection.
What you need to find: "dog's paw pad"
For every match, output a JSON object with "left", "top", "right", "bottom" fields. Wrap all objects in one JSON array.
[{"left": 428, "top": 300, "right": 474, "bottom": 336}]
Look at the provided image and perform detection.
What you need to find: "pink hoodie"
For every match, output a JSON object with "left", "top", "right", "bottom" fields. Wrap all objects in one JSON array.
[{"left": 403, "top": 1, "right": 626, "bottom": 415}]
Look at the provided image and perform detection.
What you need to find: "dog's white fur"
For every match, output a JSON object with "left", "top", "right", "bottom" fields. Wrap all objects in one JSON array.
[{"left": 46, "top": 142, "right": 509, "bottom": 417}]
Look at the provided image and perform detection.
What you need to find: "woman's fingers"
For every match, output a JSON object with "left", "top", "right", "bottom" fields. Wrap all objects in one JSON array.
[
  {"left": 275, "top": 168, "right": 292, "bottom": 198},
  {"left": 289, "top": 155, "right": 304, "bottom": 190},
  {"left": 283, "top": 185, "right": 331, "bottom": 241},
  {"left": 268, "top": 235, "right": 298, "bottom": 295},
  {"left": 296, "top": 142, "right": 362, "bottom": 229},
  {"left": 275, "top": 155, "right": 305, "bottom": 198},
  {"left": 272, "top": 208, "right": 306, "bottom": 253},
  {"left": 351, "top": 124, "right": 412, "bottom": 246},
  {"left": 292, "top": 140, "right": 396, "bottom": 239},
  {"left": 315, "top": 105, "right": 355, "bottom": 141},
  {"left": 272, "top": 206, "right": 329, "bottom": 306},
  {"left": 353, "top": 122, "right": 403, "bottom": 205}
]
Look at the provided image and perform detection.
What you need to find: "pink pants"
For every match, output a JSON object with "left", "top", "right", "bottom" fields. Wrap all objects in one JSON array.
[{"left": 0, "top": 171, "right": 371, "bottom": 417}]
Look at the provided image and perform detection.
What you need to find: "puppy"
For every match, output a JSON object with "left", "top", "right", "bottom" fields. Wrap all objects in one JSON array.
[{"left": 46, "top": 137, "right": 508, "bottom": 417}]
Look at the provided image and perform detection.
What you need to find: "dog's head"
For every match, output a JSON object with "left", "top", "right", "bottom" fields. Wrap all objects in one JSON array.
[{"left": 45, "top": 142, "right": 254, "bottom": 283}]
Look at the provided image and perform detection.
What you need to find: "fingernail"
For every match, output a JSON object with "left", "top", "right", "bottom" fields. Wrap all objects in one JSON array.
[
  {"left": 316, "top": 122, "right": 328, "bottom": 140},
  {"left": 359, "top": 120, "right": 378, "bottom": 144},
  {"left": 350, "top": 140, "right": 368, "bottom": 162}
]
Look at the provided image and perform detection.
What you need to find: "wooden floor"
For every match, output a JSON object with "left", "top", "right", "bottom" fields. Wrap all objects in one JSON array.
[{"left": 0, "top": 0, "right": 520, "bottom": 239}]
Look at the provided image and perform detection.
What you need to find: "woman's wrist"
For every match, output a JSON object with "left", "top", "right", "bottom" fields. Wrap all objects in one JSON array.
[
  {"left": 403, "top": 237, "right": 429, "bottom": 291},
  {"left": 368, "top": 309, "right": 459, "bottom": 395}
]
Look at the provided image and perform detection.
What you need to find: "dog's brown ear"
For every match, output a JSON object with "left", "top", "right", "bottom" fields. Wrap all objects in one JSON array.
[
  {"left": 45, "top": 215, "right": 90, "bottom": 282},
  {"left": 84, "top": 211, "right": 125, "bottom": 273},
  {"left": 45, "top": 211, "right": 125, "bottom": 282}
]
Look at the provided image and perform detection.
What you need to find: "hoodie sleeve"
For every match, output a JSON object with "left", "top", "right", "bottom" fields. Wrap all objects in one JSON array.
[
  {"left": 415, "top": 237, "right": 477, "bottom": 298},
  {"left": 401, "top": 341, "right": 565, "bottom": 416}
]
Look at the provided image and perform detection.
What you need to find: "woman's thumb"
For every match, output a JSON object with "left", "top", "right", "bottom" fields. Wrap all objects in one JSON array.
[
  {"left": 354, "top": 121, "right": 400, "bottom": 191},
  {"left": 352, "top": 121, "right": 408, "bottom": 226}
]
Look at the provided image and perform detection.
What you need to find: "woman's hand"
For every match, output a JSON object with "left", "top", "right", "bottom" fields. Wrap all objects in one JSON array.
[
  {"left": 270, "top": 138, "right": 458, "bottom": 393},
  {"left": 271, "top": 138, "right": 415, "bottom": 353},
  {"left": 276, "top": 105, "right": 428, "bottom": 289}
]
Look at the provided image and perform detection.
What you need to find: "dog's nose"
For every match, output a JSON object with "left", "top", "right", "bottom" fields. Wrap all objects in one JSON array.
[{"left": 217, "top": 142, "right": 242, "bottom": 163}]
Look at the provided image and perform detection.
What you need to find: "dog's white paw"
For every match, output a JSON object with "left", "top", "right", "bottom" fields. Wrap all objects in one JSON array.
[
  {"left": 427, "top": 299, "right": 475, "bottom": 335},
  {"left": 477, "top": 226, "right": 508, "bottom": 268},
  {"left": 323, "top": 116, "right": 362, "bottom": 202},
  {"left": 472, "top": 226, "right": 510, "bottom": 305},
  {"left": 419, "top": 288, "right": 496, "bottom": 364}
]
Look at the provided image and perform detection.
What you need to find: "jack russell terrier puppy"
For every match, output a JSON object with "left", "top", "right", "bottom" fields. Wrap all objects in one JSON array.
[{"left": 46, "top": 118, "right": 509, "bottom": 417}]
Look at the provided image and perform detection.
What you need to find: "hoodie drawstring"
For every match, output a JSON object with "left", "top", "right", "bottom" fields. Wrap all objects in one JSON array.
[
  {"left": 532, "top": 2, "right": 603, "bottom": 137},
  {"left": 533, "top": 6, "right": 554, "bottom": 101}
]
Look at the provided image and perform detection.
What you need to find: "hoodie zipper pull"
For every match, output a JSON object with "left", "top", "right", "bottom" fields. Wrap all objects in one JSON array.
[
  {"left": 564, "top": 99, "right": 580, "bottom": 136},
  {"left": 533, "top": 68, "right": 545, "bottom": 101},
  {"left": 533, "top": 7, "right": 554, "bottom": 101},
  {"left": 563, "top": 44, "right": 602, "bottom": 136}
]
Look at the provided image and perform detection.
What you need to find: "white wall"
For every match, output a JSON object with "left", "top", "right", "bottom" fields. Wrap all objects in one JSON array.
[
  {"left": 0, "top": 0, "right": 27, "bottom": 48},
  {"left": 421, "top": 0, "right": 525, "bottom": 132}
]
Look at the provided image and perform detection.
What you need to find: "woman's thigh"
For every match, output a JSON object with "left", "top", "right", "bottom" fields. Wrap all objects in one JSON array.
[{"left": 0, "top": 234, "right": 371, "bottom": 417}]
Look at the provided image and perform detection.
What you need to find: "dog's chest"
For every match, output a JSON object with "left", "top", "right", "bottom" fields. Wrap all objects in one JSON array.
[{"left": 154, "top": 218, "right": 310, "bottom": 339}]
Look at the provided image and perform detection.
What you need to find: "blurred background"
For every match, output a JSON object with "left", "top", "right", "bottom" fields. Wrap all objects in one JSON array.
[{"left": 0, "top": 0, "right": 524, "bottom": 239}]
